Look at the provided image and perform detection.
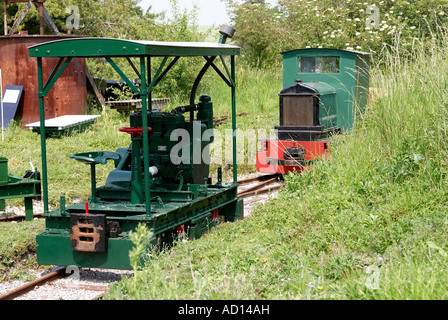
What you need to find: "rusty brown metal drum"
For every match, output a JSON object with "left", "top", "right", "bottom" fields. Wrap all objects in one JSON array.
[{"left": 0, "top": 35, "right": 87, "bottom": 127}]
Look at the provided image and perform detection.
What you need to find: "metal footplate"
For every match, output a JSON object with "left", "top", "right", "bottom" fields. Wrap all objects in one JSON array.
[{"left": 70, "top": 213, "right": 107, "bottom": 252}]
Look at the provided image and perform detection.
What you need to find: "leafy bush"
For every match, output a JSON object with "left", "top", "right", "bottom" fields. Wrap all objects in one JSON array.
[
  {"left": 105, "top": 28, "right": 448, "bottom": 300},
  {"left": 224, "top": 0, "right": 448, "bottom": 67},
  {"left": 0, "top": 0, "right": 208, "bottom": 100},
  {"left": 0, "top": 221, "right": 45, "bottom": 280}
]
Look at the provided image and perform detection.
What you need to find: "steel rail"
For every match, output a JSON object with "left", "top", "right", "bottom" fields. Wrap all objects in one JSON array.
[
  {"left": 0, "top": 213, "right": 43, "bottom": 222},
  {"left": 238, "top": 174, "right": 280, "bottom": 187},
  {"left": 0, "top": 267, "right": 66, "bottom": 300},
  {"left": 0, "top": 267, "right": 111, "bottom": 300},
  {"left": 238, "top": 183, "right": 282, "bottom": 198},
  {"left": 237, "top": 173, "right": 283, "bottom": 198},
  {"left": 238, "top": 177, "right": 279, "bottom": 195}
]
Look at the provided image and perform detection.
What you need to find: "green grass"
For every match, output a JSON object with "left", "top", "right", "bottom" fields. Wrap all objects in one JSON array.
[
  {"left": 103, "top": 34, "right": 448, "bottom": 299},
  {"left": 0, "top": 64, "right": 281, "bottom": 281},
  {"left": 0, "top": 220, "right": 46, "bottom": 281},
  {"left": 1, "top": 109, "right": 129, "bottom": 208},
  {"left": 2, "top": 32, "right": 448, "bottom": 299}
]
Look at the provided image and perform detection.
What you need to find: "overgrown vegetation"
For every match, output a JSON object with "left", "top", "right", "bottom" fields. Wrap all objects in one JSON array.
[
  {"left": 103, "top": 31, "right": 448, "bottom": 299},
  {"left": 225, "top": 0, "right": 448, "bottom": 67},
  {"left": 1, "top": 0, "right": 448, "bottom": 299},
  {"left": 0, "top": 0, "right": 208, "bottom": 100},
  {"left": 0, "top": 220, "right": 46, "bottom": 281}
]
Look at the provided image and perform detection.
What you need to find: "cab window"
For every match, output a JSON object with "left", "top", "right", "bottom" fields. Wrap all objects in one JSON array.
[{"left": 298, "top": 56, "right": 340, "bottom": 73}]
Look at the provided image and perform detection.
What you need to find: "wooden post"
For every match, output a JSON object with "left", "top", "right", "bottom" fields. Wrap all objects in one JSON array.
[
  {"left": 38, "top": 0, "right": 44, "bottom": 35},
  {"left": 3, "top": 0, "right": 7, "bottom": 36}
]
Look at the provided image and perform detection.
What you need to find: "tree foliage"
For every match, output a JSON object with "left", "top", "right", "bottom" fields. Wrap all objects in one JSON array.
[
  {"left": 1, "top": 0, "right": 208, "bottom": 100},
  {"left": 223, "top": 0, "right": 448, "bottom": 67},
  {"left": 1, "top": 0, "right": 158, "bottom": 37}
]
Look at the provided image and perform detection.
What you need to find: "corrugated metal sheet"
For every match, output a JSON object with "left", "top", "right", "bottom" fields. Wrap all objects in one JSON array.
[{"left": 0, "top": 35, "right": 87, "bottom": 126}]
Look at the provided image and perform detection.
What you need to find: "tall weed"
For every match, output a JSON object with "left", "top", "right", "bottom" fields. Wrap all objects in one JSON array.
[{"left": 106, "top": 30, "right": 448, "bottom": 299}]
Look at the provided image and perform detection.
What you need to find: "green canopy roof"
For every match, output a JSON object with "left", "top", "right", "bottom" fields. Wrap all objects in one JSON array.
[
  {"left": 29, "top": 38, "right": 240, "bottom": 58},
  {"left": 29, "top": 33, "right": 241, "bottom": 215}
]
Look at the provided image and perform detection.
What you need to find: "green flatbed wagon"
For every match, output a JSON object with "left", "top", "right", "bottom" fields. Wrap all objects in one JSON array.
[
  {"left": 0, "top": 157, "right": 40, "bottom": 221},
  {"left": 30, "top": 26, "right": 242, "bottom": 270}
]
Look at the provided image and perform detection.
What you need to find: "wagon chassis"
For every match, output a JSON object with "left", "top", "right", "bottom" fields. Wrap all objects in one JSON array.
[{"left": 30, "top": 29, "right": 242, "bottom": 269}]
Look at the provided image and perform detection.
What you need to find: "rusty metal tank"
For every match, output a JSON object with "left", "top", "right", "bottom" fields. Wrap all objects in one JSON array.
[{"left": 0, "top": 35, "right": 86, "bottom": 126}]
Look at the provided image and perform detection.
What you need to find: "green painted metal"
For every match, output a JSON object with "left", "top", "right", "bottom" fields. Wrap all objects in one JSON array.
[
  {"left": 36, "top": 184, "right": 242, "bottom": 269},
  {"left": 36, "top": 231, "right": 135, "bottom": 269},
  {"left": 37, "top": 57, "right": 49, "bottom": 213},
  {"left": 0, "top": 175, "right": 39, "bottom": 200},
  {"left": 29, "top": 38, "right": 240, "bottom": 58},
  {"left": 30, "top": 28, "right": 242, "bottom": 269},
  {"left": 30, "top": 35, "right": 240, "bottom": 218},
  {"left": 0, "top": 158, "right": 40, "bottom": 221},
  {"left": 147, "top": 57, "right": 152, "bottom": 111},
  {"left": 0, "top": 157, "right": 7, "bottom": 185},
  {"left": 304, "top": 81, "right": 337, "bottom": 131},
  {"left": 282, "top": 48, "right": 371, "bottom": 132},
  {"left": 231, "top": 55, "right": 238, "bottom": 184},
  {"left": 69, "top": 151, "right": 121, "bottom": 165},
  {"left": 70, "top": 151, "right": 121, "bottom": 203},
  {"left": 139, "top": 56, "right": 151, "bottom": 215},
  {"left": 34, "top": 93, "right": 243, "bottom": 268}
]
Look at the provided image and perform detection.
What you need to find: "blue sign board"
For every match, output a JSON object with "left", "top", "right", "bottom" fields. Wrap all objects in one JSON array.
[{"left": 1, "top": 85, "right": 24, "bottom": 128}]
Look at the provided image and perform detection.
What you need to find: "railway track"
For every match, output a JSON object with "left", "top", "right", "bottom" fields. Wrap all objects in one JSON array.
[
  {"left": 0, "top": 267, "right": 111, "bottom": 300},
  {"left": 0, "top": 267, "right": 67, "bottom": 300},
  {"left": 0, "top": 173, "right": 282, "bottom": 300},
  {"left": 237, "top": 174, "right": 284, "bottom": 217},
  {"left": 237, "top": 174, "right": 283, "bottom": 198},
  {"left": 0, "top": 213, "right": 43, "bottom": 222},
  {"left": 0, "top": 173, "right": 279, "bottom": 222}
]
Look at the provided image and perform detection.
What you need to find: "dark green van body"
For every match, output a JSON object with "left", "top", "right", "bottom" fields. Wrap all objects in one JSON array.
[{"left": 281, "top": 48, "right": 371, "bottom": 133}]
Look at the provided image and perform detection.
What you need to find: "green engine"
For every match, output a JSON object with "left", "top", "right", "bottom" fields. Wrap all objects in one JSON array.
[
  {"left": 33, "top": 26, "right": 243, "bottom": 270},
  {"left": 36, "top": 93, "right": 244, "bottom": 270},
  {"left": 96, "top": 94, "right": 214, "bottom": 202}
]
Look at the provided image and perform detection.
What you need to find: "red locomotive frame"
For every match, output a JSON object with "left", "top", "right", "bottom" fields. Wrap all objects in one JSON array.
[{"left": 256, "top": 139, "right": 329, "bottom": 174}]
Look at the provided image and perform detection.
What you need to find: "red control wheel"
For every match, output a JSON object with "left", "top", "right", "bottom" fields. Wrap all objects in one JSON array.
[{"left": 119, "top": 127, "right": 152, "bottom": 137}]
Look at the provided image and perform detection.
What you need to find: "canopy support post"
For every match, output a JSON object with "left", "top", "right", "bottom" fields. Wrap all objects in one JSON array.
[
  {"left": 231, "top": 55, "right": 237, "bottom": 184},
  {"left": 139, "top": 56, "right": 151, "bottom": 215},
  {"left": 37, "top": 57, "right": 49, "bottom": 213}
]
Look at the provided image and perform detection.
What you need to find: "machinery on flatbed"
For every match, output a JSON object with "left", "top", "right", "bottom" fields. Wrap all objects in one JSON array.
[
  {"left": 30, "top": 26, "right": 242, "bottom": 270},
  {"left": 0, "top": 157, "right": 40, "bottom": 220}
]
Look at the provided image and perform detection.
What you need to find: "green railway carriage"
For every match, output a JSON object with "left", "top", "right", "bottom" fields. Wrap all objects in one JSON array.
[
  {"left": 257, "top": 48, "right": 371, "bottom": 175},
  {"left": 30, "top": 26, "right": 243, "bottom": 270},
  {"left": 281, "top": 48, "right": 371, "bottom": 133}
]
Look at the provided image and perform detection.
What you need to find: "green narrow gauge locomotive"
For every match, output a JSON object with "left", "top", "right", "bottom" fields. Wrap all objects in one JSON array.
[
  {"left": 30, "top": 27, "right": 243, "bottom": 270},
  {"left": 257, "top": 48, "right": 371, "bottom": 174}
]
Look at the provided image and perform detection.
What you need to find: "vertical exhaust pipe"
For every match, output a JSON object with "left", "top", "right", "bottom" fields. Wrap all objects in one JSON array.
[
  {"left": 218, "top": 25, "right": 235, "bottom": 44},
  {"left": 189, "top": 26, "right": 236, "bottom": 109}
]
